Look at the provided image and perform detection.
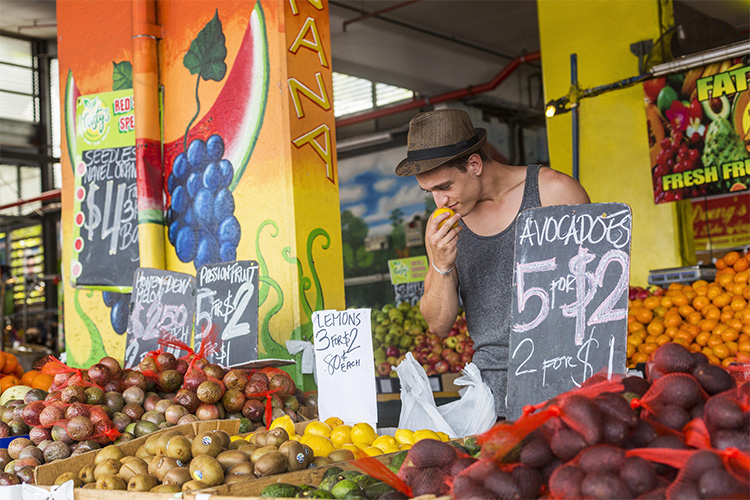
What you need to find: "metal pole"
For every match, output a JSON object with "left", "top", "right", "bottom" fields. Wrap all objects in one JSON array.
[{"left": 570, "top": 53, "right": 579, "bottom": 181}]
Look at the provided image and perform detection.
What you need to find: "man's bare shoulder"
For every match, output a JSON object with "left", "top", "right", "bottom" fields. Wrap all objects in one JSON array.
[{"left": 538, "top": 167, "right": 590, "bottom": 206}]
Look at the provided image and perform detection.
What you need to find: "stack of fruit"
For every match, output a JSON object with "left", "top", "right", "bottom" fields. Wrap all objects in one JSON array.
[
  {"left": 0, "top": 351, "right": 53, "bottom": 403},
  {"left": 627, "top": 249, "right": 750, "bottom": 368},
  {"left": 372, "top": 302, "right": 474, "bottom": 378}
]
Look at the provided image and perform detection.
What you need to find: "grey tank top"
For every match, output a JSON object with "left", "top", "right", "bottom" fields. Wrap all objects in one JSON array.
[{"left": 455, "top": 164, "right": 543, "bottom": 417}]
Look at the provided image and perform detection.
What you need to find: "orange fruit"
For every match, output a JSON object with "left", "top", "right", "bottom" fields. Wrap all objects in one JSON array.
[
  {"left": 699, "top": 319, "right": 718, "bottom": 332},
  {"left": 738, "top": 340, "right": 750, "bottom": 353},
  {"left": 643, "top": 297, "right": 661, "bottom": 310},
  {"left": 724, "top": 251, "right": 741, "bottom": 266},
  {"left": 734, "top": 271, "right": 749, "bottom": 284},
  {"left": 660, "top": 296, "right": 674, "bottom": 308},
  {"left": 21, "top": 370, "right": 39, "bottom": 386},
  {"left": 646, "top": 321, "right": 664, "bottom": 336},
  {"left": 632, "top": 352, "right": 649, "bottom": 364},
  {"left": 695, "top": 332, "right": 711, "bottom": 346},
  {"left": 655, "top": 334, "right": 672, "bottom": 346},
  {"left": 628, "top": 322, "right": 645, "bottom": 334},
  {"left": 730, "top": 297, "right": 747, "bottom": 312},
  {"left": 686, "top": 311, "right": 702, "bottom": 325},
  {"left": 673, "top": 338, "right": 690, "bottom": 349},
  {"left": 0, "top": 375, "right": 19, "bottom": 393},
  {"left": 672, "top": 293, "right": 688, "bottom": 307},
  {"left": 721, "top": 328, "right": 739, "bottom": 342},
  {"left": 721, "top": 357, "right": 737, "bottom": 368},
  {"left": 634, "top": 308, "right": 653, "bottom": 324},
  {"left": 692, "top": 296, "right": 710, "bottom": 311},
  {"left": 626, "top": 343, "right": 636, "bottom": 358},
  {"left": 0, "top": 354, "right": 5, "bottom": 374},
  {"left": 31, "top": 373, "right": 53, "bottom": 391},
  {"left": 716, "top": 258, "right": 727, "bottom": 270},
  {"left": 724, "top": 341, "right": 739, "bottom": 355},
  {"left": 712, "top": 344, "right": 730, "bottom": 360},
  {"left": 689, "top": 343, "right": 702, "bottom": 353},
  {"left": 627, "top": 335, "right": 643, "bottom": 348},
  {"left": 2, "top": 354, "right": 18, "bottom": 375},
  {"left": 707, "top": 334, "right": 724, "bottom": 348},
  {"left": 664, "top": 314, "right": 682, "bottom": 328},
  {"left": 638, "top": 342, "right": 658, "bottom": 355}
]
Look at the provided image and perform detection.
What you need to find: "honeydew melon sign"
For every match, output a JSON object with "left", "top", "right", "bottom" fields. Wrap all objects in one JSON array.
[
  {"left": 313, "top": 309, "right": 377, "bottom": 427},
  {"left": 507, "top": 203, "right": 632, "bottom": 420}
]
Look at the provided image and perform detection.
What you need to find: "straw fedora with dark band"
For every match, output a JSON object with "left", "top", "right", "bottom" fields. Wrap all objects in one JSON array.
[{"left": 395, "top": 108, "right": 487, "bottom": 176}]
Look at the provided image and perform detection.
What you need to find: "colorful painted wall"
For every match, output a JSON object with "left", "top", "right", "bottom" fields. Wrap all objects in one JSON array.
[
  {"left": 537, "top": 0, "right": 684, "bottom": 285},
  {"left": 57, "top": 0, "right": 344, "bottom": 388}
]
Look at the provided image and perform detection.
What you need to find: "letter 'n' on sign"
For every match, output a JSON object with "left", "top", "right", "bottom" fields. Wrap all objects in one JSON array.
[
  {"left": 289, "top": 0, "right": 323, "bottom": 16},
  {"left": 289, "top": 17, "right": 328, "bottom": 67},
  {"left": 288, "top": 72, "right": 331, "bottom": 118},
  {"left": 293, "top": 124, "right": 334, "bottom": 182}
]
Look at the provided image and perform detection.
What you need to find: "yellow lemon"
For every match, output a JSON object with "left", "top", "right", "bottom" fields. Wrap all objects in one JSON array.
[
  {"left": 301, "top": 435, "right": 335, "bottom": 457},
  {"left": 436, "top": 432, "right": 450, "bottom": 442},
  {"left": 289, "top": 434, "right": 301, "bottom": 442},
  {"left": 353, "top": 442, "right": 369, "bottom": 451},
  {"left": 340, "top": 443, "right": 364, "bottom": 458},
  {"left": 394, "top": 429, "right": 415, "bottom": 446},
  {"left": 413, "top": 429, "right": 441, "bottom": 442},
  {"left": 363, "top": 446, "right": 384, "bottom": 457},
  {"left": 350, "top": 423, "right": 377, "bottom": 445},
  {"left": 372, "top": 435, "right": 398, "bottom": 452},
  {"left": 305, "top": 421, "right": 332, "bottom": 439},
  {"left": 324, "top": 416, "right": 344, "bottom": 428},
  {"left": 270, "top": 415, "right": 296, "bottom": 437},
  {"left": 230, "top": 435, "right": 247, "bottom": 442},
  {"left": 330, "top": 425, "right": 353, "bottom": 448},
  {"left": 399, "top": 443, "right": 413, "bottom": 451},
  {"left": 433, "top": 207, "right": 458, "bottom": 229}
]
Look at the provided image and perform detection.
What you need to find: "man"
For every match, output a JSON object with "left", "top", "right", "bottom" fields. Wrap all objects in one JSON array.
[{"left": 395, "top": 108, "right": 590, "bottom": 418}]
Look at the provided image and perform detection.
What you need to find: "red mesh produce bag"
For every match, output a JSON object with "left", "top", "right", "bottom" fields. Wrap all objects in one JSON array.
[
  {"left": 352, "top": 456, "right": 412, "bottom": 497},
  {"left": 631, "top": 373, "right": 708, "bottom": 432},
  {"left": 451, "top": 457, "right": 532, "bottom": 499},
  {"left": 479, "top": 405, "right": 561, "bottom": 462},
  {"left": 628, "top": 447, "right": 750, "bottom": 499},
  {"left": 726, "top": 362, "right": 750, "bottom": 385},
  {"left": 35, "top": 356, "right": 103, "bottom": 392},
  {"left": 703, "top": 386, "right": 750, "bottom": 451},
  {"left": 398, "top": 438, "right": 458, "bottom": 497}
]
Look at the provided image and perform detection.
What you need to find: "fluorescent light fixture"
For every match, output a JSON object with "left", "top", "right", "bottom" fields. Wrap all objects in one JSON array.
[
  {"left": 650, "top": 40, "right": 750, "bottom": 77},
  {"left": 336, "top": 131, "right": 393, "bottom": 152}
]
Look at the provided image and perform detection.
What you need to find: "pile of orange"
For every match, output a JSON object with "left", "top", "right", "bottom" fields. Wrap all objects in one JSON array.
[
  {"left": 0, "top": 351, "right": 53, "bottom": 394},
  {"left": 627, "top": 250, "right": 750, "bottom": 368}
]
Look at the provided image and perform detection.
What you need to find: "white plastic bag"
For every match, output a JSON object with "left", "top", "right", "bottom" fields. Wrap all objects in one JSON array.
[
  {"left": 395, "top": 352, "right": 456, "bottom": 437},
  {"left": 437, "top": 362, "right": 496, "bottom": 437}
]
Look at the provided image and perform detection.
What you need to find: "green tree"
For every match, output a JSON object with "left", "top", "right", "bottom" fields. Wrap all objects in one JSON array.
[{"left": 389, "top": 208, "right": 404, "bottom": 227}]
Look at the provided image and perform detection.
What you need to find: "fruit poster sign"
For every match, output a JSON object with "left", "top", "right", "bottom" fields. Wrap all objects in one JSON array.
[
  {"left": 646, "top": 58, "right": 750, "bottom": 204},
  {"left": 313, "top": 309, "right": 378, "bottom": 426},
  {"left": 195, "top": 260, "right": 259, "bottom": 368},
  {"left": 507, "top": 203, "right": 632, "bottom": 420},
  {"left": 71, "top": 90, "right": 139, "bottom": 289},
  {"left": 125, "top": 268, "right": 196, "bottom": 368},
  {"left": 389, "top": 257, "right": 427, "bottom": 306}
]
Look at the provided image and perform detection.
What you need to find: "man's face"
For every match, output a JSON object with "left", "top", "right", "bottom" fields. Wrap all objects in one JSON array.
[{"left": 416, "top": 164, "right": 478, "bottom": 215}]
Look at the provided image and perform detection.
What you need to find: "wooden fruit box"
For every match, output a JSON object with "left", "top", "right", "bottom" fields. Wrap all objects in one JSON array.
[{"left": 34, "top": 419, "right": 240, "bottom": 486}]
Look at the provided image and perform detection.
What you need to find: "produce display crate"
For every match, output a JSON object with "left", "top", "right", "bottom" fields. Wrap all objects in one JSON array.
[{"left": 34, "top": 419, "right": 239, "bottom": 486}]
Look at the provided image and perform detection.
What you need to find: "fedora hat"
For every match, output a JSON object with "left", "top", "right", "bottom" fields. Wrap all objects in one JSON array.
[{"left": 395, "top": 108, "right": 487, "bottom": 176}]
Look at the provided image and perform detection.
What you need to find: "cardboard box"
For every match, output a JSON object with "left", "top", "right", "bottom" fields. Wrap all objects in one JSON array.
[{"left": 34, "top": 419, "right": 239, "bottom": 486}]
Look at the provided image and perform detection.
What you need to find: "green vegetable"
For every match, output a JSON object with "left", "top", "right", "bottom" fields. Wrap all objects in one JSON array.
[
  {"left": 657, "top": 86, "right": 679, "bottom": 114},
  {"left": 261, "top": 483, "right": 300, "bottom": 498}
]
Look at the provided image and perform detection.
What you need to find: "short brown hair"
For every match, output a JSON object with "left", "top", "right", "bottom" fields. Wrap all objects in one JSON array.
[{"left": 444, "top": 148, "right": 489, "bottom": 172}]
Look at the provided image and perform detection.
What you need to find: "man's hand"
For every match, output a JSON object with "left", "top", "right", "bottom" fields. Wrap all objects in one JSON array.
[{"left": 426, "top": 208, "right": 462, "bottom": 274}]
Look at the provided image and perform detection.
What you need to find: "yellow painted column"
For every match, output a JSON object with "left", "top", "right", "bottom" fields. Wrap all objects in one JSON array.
[{"left": 538, "top": 0, "right": 683, "bottom": 285}]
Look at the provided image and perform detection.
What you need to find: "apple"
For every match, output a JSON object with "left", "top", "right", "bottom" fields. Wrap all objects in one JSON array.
[
  {"left": 395, "top": 354, "right": 406, "bottom": 366},
  {"left": 414, "top": 334, "right": 426, "bottom": 346},
  {"left": 449, "top": 362, "right": 463, "bottom": 373},
  {"left": 386, "top": 346, "right": 400, "bottom": 358},
  {"left": 448, "top": 328, "right": 459, "bottom": 337},
  {"left": 415, "top": 350, "right": 430, "bottom": 364},
  {"left": 386, "top": 356, "right": 398, "bottom": 365},
  {"left": 444, "top": 351, "right": 460, "bottom": 364},
  {"left": 460, "top": 352, "right": 472, "bottom": 364},
  {"left": 421, "top": 363, "right": 431, "bottom": 372},
  {"left": 434, "top": 360, "right": 450, "bottom": 374},
  {"left": 377, "top": 362, "right": 392, "bottom": 377},
  {"left": 455, "top": 340, "right": 466, "bottom": 354},
  {"left": 465, "top": 342, "right": 475, "bottom": 356},
  {"left": 442, "top": 337, "right": 459, "bottom": 349},
  {"left": 426, "top": 368, "right": 438, "bottom": 376},
  {"left": 389, "top": 369, "right": 398, "bottom": 378},
  {"left": 426, "top": 352, "right": 441, "bottom": 365},
  {"left": 455, "top": 333, "right": 467, "bottom": 343},
  {"left": 431, "top": 344, "right": 442, "bottom": 356},
  {"left": 441, "top": 348, "right": 455, "bottom": 360}
]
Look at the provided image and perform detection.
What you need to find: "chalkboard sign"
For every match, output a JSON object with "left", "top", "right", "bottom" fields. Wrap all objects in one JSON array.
[
  {"left": 71, "top": 90, "right": 139, "bottom": 289},
  {"left": 394, "top": 282, "right": 424, "bottom": 306},
  {"left": 506, "top": 203, "right": 632, "bottom": 420},
  {"left": 194, "top": 260, "right": 259, "bottom": 368},
  {"left": 313, "top": 308, "right": 378, "bottom": 426},
  {"left": 124, "top": 268, "right": 196, "bottom": 368}
]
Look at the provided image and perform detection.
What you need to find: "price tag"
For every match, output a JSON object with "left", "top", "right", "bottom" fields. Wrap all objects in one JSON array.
[
  {"left": 195, "top": 260, "right": 259, "bottom": 367},
  {"left": 125, "top": 268, "right": 196, "bottom": 368},
  {"left": 506, "top": 203, "right": 632, "bottom": 420},
  {"left": 71, "top": 90, "right": 139, "bottom": 289},
  {"left": 313, "top": 308, "right": 377, "bottom": 426}
]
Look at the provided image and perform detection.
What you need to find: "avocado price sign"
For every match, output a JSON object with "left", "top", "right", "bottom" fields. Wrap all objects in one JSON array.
[
  {"left": 506, "top": 203, "right": 631, "bottom": 420},
  {"left": 71, "top": 90, "right": 139, "bottom": 289},
  {"left": 313, "top": 308, "right": 377, "bottom": 427},
  {"left": 125, "top": 268, "right": 196, "bottom": 368},
  {"left": 194, "top": 260, "right": 259, "bottom": 368},
  {"left": 645, "top": 59, "right": 750, "bottom": 204}
]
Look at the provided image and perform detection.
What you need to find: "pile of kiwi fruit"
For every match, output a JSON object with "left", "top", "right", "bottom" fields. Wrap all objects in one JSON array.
[{"left": 50, "top": 426, "right": 354, "bottom": 492}]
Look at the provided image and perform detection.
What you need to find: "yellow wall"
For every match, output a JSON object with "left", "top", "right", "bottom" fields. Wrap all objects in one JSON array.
[{"left": 538, "top": 0, "right": 682, "bottom": 285}]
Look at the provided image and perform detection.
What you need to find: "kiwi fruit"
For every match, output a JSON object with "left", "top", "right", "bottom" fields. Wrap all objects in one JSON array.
[
  {"left": 154, "top": 456, "right": 183, "bottom": 481},
  {"left": 216, "top": 450, "right": 250, "bottom": 471},
  {"left": 238, "top": 444, "right": 259, "bottom": 457},
  {"left": 78, "top": 464, "right": 96, "bottom": 484},
  {"left": 155, "top": 429, "right": 181, "bottom": 455},
  {"left": 250, "top": 430, "right": 268, "bottom": 446},
  {"left": 96, "top": 473, "right": 127, "bottom": 490},
  {"left": 227, "top": 462, "right": 254, "bottom": 475},
  {"left": 182, "top": 479, "right": 208, "bottom": 492},
  {"left": 264, "top": 427, "right": 289, "bottom": 447},
  {"left": 151, "top": 484, "right": 181, "bottom": 493},
  {"left": 95, "top": 445, "right": 124, "bottom": 465},
  {"left": 327, "top": 449, "right": 355, "bottom": 464},
  {"left": 250, "top": 445, "right": 279, "bottom": 463},
  {"left": 127, "top": 474, "right": 158, "bottom": 492},
  {"left": 279, "top": 440, "right": 308, "bottom": 471},
  {"left": 224, "top": 473, "right": 253, "bottom": 484},
  {"left": 165, "top": 435, "right": 193, "bottom": 462},
  {"left": 312, "top": 456, "right": 332, "bottom": 467},
  {"left": 254, "top": 451, "right": 287, "bottom": 477},
  {"left": 135, "top": 446, "right": 152, "bottom": 461},
  {"left": 192, "top": 431, "right": 223, "bottom": 457},
  {"left": 211, "top": 430, "right": 232, "bottom": 449},
  {"left": 94, "top": 458, "right": 121, "bottom": 479},
  {"left": 190, "top": 455, "right": 225, "bottom": 486},
  {"left": 55, "top": 472, "right": 84, "bottom": 487},
  {"left": 118, "top": 457, "right": 148, "bottom": 481},
  {"left": 162, "top": 467, "right": 191, "bottom": 487}
]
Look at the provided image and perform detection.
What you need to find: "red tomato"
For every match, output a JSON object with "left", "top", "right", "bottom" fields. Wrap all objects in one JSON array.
[{"left": 644, "top": 77, "right": 666, "bottom": 101}]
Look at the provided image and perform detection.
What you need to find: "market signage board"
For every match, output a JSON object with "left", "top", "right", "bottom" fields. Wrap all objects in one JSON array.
[
  {"left": 506, "top": 203, "right": 632, "bottom": 420},
  {"left": 195, "top": 260, "right": 259, "bottom": 368},
  {"left": 388, "top": 256, "right": 427, "bottom": 305},
  {"left": 125, "top": 268, "right": 195, "bottom": 368},
  {"left": 71, "top": 90, "right": 139, "bottom": 289},
  {"left": 313, "top": 308, "right": 377, "bottom": 427},
  {"left": 645, "top": 59, "right": 750, "bottom": 204}
]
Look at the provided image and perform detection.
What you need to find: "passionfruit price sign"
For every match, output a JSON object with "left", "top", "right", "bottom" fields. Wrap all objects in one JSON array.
[
  {"left": 645, "top": 58, "right": 750, "bottom": 204},
  {"left": 70, "top": 89, "right": 139, "bottom": 289}
]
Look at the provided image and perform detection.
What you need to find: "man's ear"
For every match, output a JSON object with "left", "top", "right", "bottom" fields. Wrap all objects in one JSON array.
[{"left": 468, "top": 153, "right": 482, "bottom": 175}]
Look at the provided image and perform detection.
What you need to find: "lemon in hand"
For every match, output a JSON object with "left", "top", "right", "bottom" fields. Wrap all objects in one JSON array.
[{"left": 433, "top": 207, "right": 458, "bottom": 229}]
